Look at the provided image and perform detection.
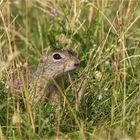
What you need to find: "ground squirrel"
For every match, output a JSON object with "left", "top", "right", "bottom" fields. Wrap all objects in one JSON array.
[{"left": 6, "top": 50, "right": 80, "bottom": 105}]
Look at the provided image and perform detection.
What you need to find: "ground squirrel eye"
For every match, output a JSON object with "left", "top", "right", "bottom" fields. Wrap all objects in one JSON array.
[{"left": 53, "top": 53, "right": 62, "bottom": 60}]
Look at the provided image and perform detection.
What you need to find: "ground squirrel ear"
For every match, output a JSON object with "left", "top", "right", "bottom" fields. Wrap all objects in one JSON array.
[
  {"left": 67, "top": 49, "right": 75, "bottom": 56},
  {"left": 40, "top": 56, "right": 48, "bottom": 63}
]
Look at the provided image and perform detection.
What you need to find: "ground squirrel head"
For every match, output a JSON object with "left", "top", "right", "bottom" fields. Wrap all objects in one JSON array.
[{"left": 39, "top": 49, "right": 80, "bottom": 78}]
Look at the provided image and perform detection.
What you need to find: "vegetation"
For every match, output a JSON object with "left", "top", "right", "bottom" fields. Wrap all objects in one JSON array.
[{"left": 0, "top": 0, "right": 140, "bottom": 139}]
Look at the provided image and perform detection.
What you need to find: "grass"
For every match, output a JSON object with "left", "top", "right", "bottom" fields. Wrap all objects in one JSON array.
[{"left": 0, "top": 0, "right": 140, "bottom": 139}]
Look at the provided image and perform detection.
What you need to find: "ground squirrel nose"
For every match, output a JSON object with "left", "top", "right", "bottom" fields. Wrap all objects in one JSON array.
[{"left": 74, "top": 60, "right": 80, "bottom": 67}]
